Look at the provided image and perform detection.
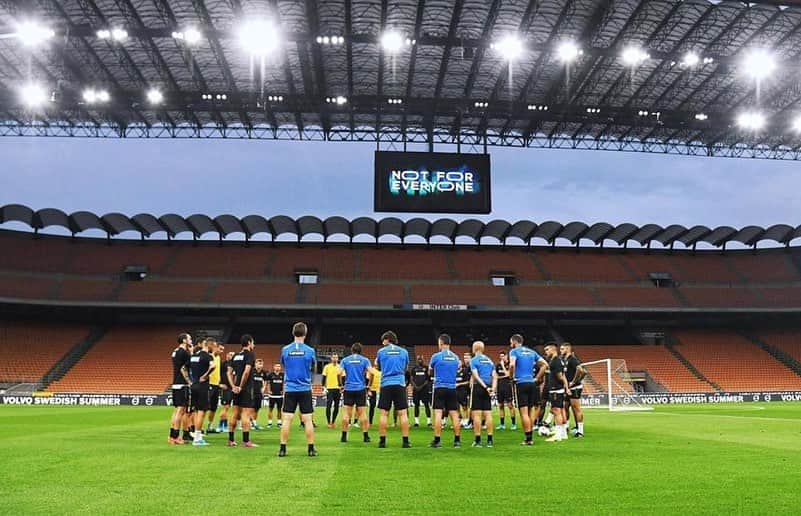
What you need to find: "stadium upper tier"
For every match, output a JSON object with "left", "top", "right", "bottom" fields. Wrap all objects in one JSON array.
[{"left": 1, "top": 228, "right": 801, "bottom": 311}]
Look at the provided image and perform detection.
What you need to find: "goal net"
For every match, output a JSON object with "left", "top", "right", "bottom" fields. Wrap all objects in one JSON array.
[{"left": 580, "top": 358, "right": 652, "bottom": 411}]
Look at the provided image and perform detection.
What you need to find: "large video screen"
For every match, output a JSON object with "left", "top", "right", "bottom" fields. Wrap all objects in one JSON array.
[{"left": 374, "top": 151, "right": 491, "bottom": 214}]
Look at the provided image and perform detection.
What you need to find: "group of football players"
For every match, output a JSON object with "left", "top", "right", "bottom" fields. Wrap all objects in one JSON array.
[{"left": 168, "top": 325, "right": 586, "bottom": 454}]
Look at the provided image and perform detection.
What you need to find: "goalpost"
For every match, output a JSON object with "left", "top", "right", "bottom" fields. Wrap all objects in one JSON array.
[{"left": 580, "top": 358, "right": 652, "bottom": 411}]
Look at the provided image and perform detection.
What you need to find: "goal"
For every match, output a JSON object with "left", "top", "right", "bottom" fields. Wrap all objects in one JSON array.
[{"left": 580, "top": 358, "right": 652, "bottom": 411}]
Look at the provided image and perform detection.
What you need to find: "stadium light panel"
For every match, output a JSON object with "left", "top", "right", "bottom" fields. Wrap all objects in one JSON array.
[
  {"left": 15, "top": 22, "right": 55, "bottom": 47},
  {"left": 682, "top": 52, "right": 700, "bottom": 67},
  {"left": 111, "top": 28, "right": 128, "bottom": 42},
  {"left": 380, "top": 31, "right": 404, "bottom": 53},
  {"left": 555, "top": 41, "right": 580, "bottom": 63},
  {"left": 96, "top": 29, "right": 111, "bottom": 39},
  {"left": 173, "top": 28, "right": 202, "bottom": 45},
  {"left": 743, "top": 50, "right": 776, "bottom": 80},
  {"left": 238, "top": 20, "right": 281, "bottom": 57},
  {"left": 20, "top": 83, "right": 48, "bottom": 107},
  {"left": 621, "top": 46, "right": 649, "bottom": 66},
  {"left": 146, "top": 88, "right": 164, "bottom": 105},
  {"left": 793, "top": 116, "right": 801, "bottom": 132},
  {"left": 493, "top": 35, "right": 524, "bottom": 61},
  {"left": 82, "top": 89, "right": 110, "bottom": 104},
  {"left": 736, "top": 111, "right": 766, "bottom": 130},
  {"left": 695, "top": 113, "right": 708, "bottom": 121}
]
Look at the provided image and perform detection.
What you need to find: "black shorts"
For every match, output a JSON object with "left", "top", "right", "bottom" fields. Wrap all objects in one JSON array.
[
  {"left": 209, "top": 385, "right": 220, "bottom": 412},
  {"left": 569, "top": 387, "right": 583, "bottom": 400},
  {"left": 456, "top": 387, "right": 470, "bottom": 407},
  {"left": 221, "top": 386, "right": 233, "bottom": 406},
  {"left": 377, "top": 385, "right": 408, "bottom": 411},
  {"left": 343, "top": 389, "right": 367, "bottom": 407},
  {"left": 497, "top": 381, "right": 513, "bottom": 404},
  {"left": 172, "top": 386, "right": 189, "bottom": 408},
  {"left": 412, "top": 389, "right": 431, "bottom": 405},
  {"left": 233, "top": 385, "right": 256, "bottom": 409},
  {"left": 470, "top": 385, "right": 492, "bottom": 411},
  {"left": 190, "top": 382, "right": 211, "bottom": 411},
  {"left": 268, "top": 396, "right": 283, "bottom": 409},
  {"left": 549, "top": 391, "right": 566, "bottom": 409},
  {"left": 515, "top": 382, "right": 539, "bottom": 408},
  {"left": 433, "top": 388, "right": 458, "bottom": 412},
  {"left": 283, "top": 391, "right": 314, "bottom": 415},
  {"left": 254, "top": 395, "right": 263, "bottom": 410}
]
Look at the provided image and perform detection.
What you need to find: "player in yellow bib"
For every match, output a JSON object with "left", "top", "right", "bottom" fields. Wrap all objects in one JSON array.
[{"left": 322, "top": 354, "right": 343, "bottom": 428}]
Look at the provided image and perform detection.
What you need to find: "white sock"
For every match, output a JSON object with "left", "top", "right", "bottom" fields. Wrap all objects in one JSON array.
[
  {"left": 415, "top": 417, "right": 420, "bottom": 424},
  {"left": 427, "top": 417, "right": 431, "bottom": 424},
  {"left": 268, "top": 420, "right": 272, "bottom": 425},
  {"left": 562, "top": 424, "right": 569, "bottom": 438},
  {"left": 545, "top": 413, "right": 554, "bottom": 424},
  {"left": 578, "top": 422, "right": 584, "bottom": 434},
  {"left": 194, "top": 430, "right": 202, "bottom": 442}
]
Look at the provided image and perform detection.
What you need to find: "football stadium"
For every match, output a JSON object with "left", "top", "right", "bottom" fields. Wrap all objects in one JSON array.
[{"left": 2, "top": 0, "right": 801, "bottom": 514}]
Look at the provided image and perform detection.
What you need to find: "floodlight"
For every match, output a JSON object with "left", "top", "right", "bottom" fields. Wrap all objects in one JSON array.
[
  {"left": 736, "top": 111, "right": 766, "bottom": 130},
  {"left": 83, "top": 88, "right": 110, "bottom": 104},
  {"left": 494, "top": 35, "right": 524, "bottom": 61},
  {"left": 111, "top": 28, "right": 128, "bottom": 42},
  {"left": 792, "top": 116, "right": 801, "bottom": 132},
  {"left": 743, "top": 49, "right": 776, "bottom": 80},
  {"left": 20, "top": 83, "right": 48, "bottom": 107},
  {"left": 621, "top": 46, "right": 649, "bottom": 66},
  {"left": 682, "top": 52, "right": 700, "bottom": 67},
  {"left": 238, "top": 20, "right": 281, "bottom": 56},
  {"left": 183, "top": 28, "right": 202, "bottom": 45},
  {"left": 16, "top": 22, "right": 55, "bottom": 47},
  {"left": 381, "top": 31, "right": 404, "bottom": 53},
  {"left": 556, "top": 41, "right": 580, "bottom": 63},
  {"left": 146, "top": 88, "right": 164, "bottom": 105}
]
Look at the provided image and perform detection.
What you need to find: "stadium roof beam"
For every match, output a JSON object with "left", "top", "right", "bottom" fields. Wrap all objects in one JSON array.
[
  {"left": 550, "top": 0, "right": 655, "bottom": 142},
  {"left": 113, "top": 0, "right": 204, "bottom": 130},
  {"left": 401, "top": 0, "right": 426, "bottom": 136},
  {"left": 266, "top": 0, "right": 304, "bottom": 135},
  {"left": 191, "top": 0, "right": 253, "bottom": 131},
  {"left": 431, "top": 0, "right": 466, "bottom": 145},
  {"left": 522, "top": 0, "right": 611, "bottom": 141},
  {"left": 304, "top": 0, "right": 331, "bottom": 135},
  {"left": 472, "top": 0, "right": 543, "bottom": 139},
  {"left": 375, "top": 0, "right": 389, "bottom": 138},
  {"left": 344, "top": 0, "right": 356, "bottom": 133},
  {"left": 640, "top": 4, "right": 766, "bottom": 143},
  {"left": 150, "top": 0, "right": 232, "bottom": 129}
]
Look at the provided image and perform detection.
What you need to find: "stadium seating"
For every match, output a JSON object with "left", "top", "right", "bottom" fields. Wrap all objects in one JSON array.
[
  {"left": 359, "top": 248, "right": 450, "bottom": 280},
  {"left": 409, "top": 284, "right": 510, "bottom": 305},
  {"left": 514, "top": 285, "right": 597, "bottom": 306},
  {"left": 48, "top": 326, "right": 188, "bottom": 394},
  {"left": 755, "top": 331, "right": 801, "bottom": 366},
  {"left": 117, "top": 279, "right": 209, "bottom": 303},
  {"left": 0, "top": 322, "right": 90, "bottom": 383},
  {"left": 0, "top": 273, "right": 56, "bottom": 300},
  {"left": 573, "top": 345, "right": 715, "bottom": 393},
  {"left": 727, "top": 253, "right": 800, "bottom": 283},
  {"left": 165, "top": 245, "right": 271, "bottom": 278},
  {"left": 269, "top": 246, "right": 356, "bottom": 279},
  {"left": 449, "top": 249, "right": 543, "bottom": 280},
  {"left": 210, "top": 281, "right": 299, "bottom": 305},
  {"left": 308, "top": 283, "right": 404, "bottom": 306},
  {"left": 536, "top": 251, "right": 635, "bottom": 282},
  {"left": 672, "top": 330, "right": 801, "bottom": 392},
  {"left": 594, "top": 286, "right": 681, "bottom": 308}
]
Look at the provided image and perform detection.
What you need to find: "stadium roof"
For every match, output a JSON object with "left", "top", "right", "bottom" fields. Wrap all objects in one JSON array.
[
  {"left": 2, "top": 203, "right": 799, "bottom": 249},
  {"left": 2, "top": 1, "right": 801, "bottom": 159}
]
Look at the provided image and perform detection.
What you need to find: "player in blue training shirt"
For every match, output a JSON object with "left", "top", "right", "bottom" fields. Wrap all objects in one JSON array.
[
  {"left": 278, "top": 322, "right": 318, "bottom": 457},
  {"left": 428, "top": 333, "right": 462, "bottom": 448},
  {"left": 509, "top": 333, "right": 548, "bottom": 445},
  {"left": 469, "top": 341, "right": 498, "bottom": 447},
  {"left": 339, "top": 342, "right": 376, "bottom": 443},
  {"left": 374, "top": 331, "right": 411, "bottom": 448}
]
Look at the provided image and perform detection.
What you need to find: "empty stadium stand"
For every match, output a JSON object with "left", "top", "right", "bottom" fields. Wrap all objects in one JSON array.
[
  {"left": 0, "top": 322, "right": 90, "bottom": 384},
  {"left": 573, "top": 345, "right": 715, "bottom": 393},
  {"left": 755, "top": 331, "right": 801, "bottom": 368},
  {"left": 672, "top": 331, "right": 801, "bottom": 392},
  {"left": 48, "top": 327, "right": 187, "bottom": 394}
]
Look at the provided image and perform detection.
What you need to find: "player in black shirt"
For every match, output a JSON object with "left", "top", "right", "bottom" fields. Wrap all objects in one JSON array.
[
  {"left": 495, "top": 351, "right": 516, "bottom": 430},
  {"left": 265, "top": 363, "right": 284, "bottom": 428},
  {"left": 189, "top": 339, "right": 215, "bottom": 446},
  {"left": 251, "top": 359, "right": 266, "bottom": 430},
  {"left": 456, "top": 354, "right": 472, "bottom": 429},
  {"left": 410, "top": 355, "right": 432, "bottom": 427},
  {"left": 226, "top": 334, "right": 258, "bottom": 447},
  {"left": 168, "top": 333, "right": 192, "bottom": 445},
  {"left": 560, "top": 343, "right": 586, "bottom": 437},
  {"left": 543, "top": 343, "right": 571, "bottom": 442}
]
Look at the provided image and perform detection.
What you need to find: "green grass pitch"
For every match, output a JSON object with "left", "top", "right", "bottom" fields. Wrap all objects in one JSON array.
[{"left": 1, "top": 403, "right": 800, "bottom": 515}]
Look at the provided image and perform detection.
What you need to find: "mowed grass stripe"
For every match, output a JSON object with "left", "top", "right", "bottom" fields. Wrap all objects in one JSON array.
[{"left": 0, "top": 404, "right": 799, "bottom": 515}]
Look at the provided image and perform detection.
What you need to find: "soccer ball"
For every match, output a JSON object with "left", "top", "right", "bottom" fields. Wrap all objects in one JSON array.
[{"left": 537, "top": 426, "right": 551, "bottom": 437}]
